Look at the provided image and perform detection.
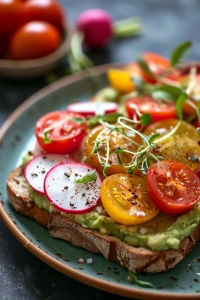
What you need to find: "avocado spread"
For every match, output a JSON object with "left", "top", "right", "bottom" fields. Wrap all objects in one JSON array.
[
  {"left": 23, "top": 153, "right": 200, "bottom": 251},
  {"left": 27, "top": 181, "right": 200, "bottom": 251}
]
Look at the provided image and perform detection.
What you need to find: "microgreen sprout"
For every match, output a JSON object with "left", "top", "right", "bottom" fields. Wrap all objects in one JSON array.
[
  {"left": 89, "top": 114, "right": 171, "bottom": 176},
  {"left": 128, "top": 271, "right": 154, "bottom": 288},
  {"left": 43, "top": 131, "right": 51, "bottom": 144},
  {"left": 75, "top": 170, "right": 97, "bottom": 183}
]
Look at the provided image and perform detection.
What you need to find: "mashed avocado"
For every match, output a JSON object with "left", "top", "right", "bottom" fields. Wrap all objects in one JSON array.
[
  {"left": 28, "top": 184, "right": 200, "bottom": 251},
  {"left": 23, "top": 153, "right": 200, "bottom": 251}
]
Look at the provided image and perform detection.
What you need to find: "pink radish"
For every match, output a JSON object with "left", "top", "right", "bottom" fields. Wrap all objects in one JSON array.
[
  {"left": 75, "top": 9, "right": 142, "bottom": 49},
  {"left": 66, "top": 101, "right": 118, "bottom": 117},
  {"left": 44, "top": 162, "right": 101, "bottom": 214},
  {"left": 25, "top": 154, "right": 73, "bottom": 195},
  {"left": 76, "top": 9, "right": 113, "bottom": 48}
]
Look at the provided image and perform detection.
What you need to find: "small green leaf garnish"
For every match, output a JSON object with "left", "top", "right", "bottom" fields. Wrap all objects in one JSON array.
[
  {"left": 128, "top": 271, "right": 154, "bottom": 288},
  {"left": 152, "top": 85, "right": 183, "bottom": 102},
  {"left": 75, "top": 170, "right": 97, "bottom": 183},
  {"left": 88, "top": 113, "right": 123, "bottom": 127},
  {"left": 137, "top": 57, "right": 155, "bottom": 78},
  {"left": 132, "top": 75, "right": 145, "bottom": 88},
  {"left": 71, "top": 117, "right": 85, "bottom": 124},
  {"left": 149, "top": 133, "right": 160, "bottom": 145},
  {"left": 43, "top": 131, "right": 51, "bottom": 144},
  {"left": 196, "top": 127, "right": 200, "bottom": 134},
  {"left": 176, "top": 93, "right": 187, "bottom": 119},
  {"left": 189, "top": 155, "right": 199, "bottom": 162},
  {"left": 170, "top": 40, "right": 192, "bottom": 67},
  {"left": 140, "top": 113, "right": 152, "bottom": 126}
]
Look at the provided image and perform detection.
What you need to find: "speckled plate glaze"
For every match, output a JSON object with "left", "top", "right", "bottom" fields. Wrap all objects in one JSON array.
[{"left": 0, "top": 65, "right": 200, "bottom": 300}]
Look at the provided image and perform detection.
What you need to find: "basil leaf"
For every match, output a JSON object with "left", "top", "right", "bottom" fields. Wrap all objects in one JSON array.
[
  {"left": 43, "top": 131, "right": 51, "bottom": 144},
  {"left": 170, "top": 41, "right": 192, "bottom": 67},
  {"left": 176, "top": 93, "right": 187, "bottom": 119},
  {"left": 152, "top": 85, "right": 182, "bottom": 102},
  {"left": 137, "top": 57, "right": 155, "bottom": 78},
  {"left": 75, "top": 170, "right": 97, "bottom": 183},
  {"left": 140, "top": 113, "right": 152, "bottom": 126},
  {"left": 129, "top": 271, "right": 154, "bottom": 288}
]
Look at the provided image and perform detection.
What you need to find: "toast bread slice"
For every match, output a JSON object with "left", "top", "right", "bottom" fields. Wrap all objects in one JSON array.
[{"left": 6, "top": 166, "right": 200, "bottom": 273}]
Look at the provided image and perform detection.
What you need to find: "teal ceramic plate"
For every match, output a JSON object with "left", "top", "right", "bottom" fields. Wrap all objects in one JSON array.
[{"left": 0, "top": 65, "right": 200, "bottom": 300}]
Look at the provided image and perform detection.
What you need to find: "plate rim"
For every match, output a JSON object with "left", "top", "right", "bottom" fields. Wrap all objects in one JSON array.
[{"left": 0, "top": 64, "right": 200, "bottom": 300}]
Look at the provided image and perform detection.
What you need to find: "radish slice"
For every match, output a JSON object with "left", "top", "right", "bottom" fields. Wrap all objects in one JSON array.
[
  {"left": 66, "top": 101, "right": 118, "bottom": 117},
  {"left": 44, "top": 162, "right": 102, "bottom": 214},
  {"left": 25, "top": 154, "right": 73, "bottom": 195}
]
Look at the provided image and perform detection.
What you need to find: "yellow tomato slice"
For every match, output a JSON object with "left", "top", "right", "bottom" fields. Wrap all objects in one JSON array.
[
  {"left": 107, "top": 69, "right": 135, "bottom": 94},
  {"left": 100, "top": 174, "right": 159, "bottom": 225},
  {"left": 144, "top": 119, "right": 200, "bottom": 171},
  {"left": 84, "top": 125, "right": 142, "bottom": 175}
]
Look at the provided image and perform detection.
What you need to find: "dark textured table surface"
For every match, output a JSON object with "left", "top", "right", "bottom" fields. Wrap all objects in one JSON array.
[{"left": 1, "top": 1, "right": 200, "bottom": 299}]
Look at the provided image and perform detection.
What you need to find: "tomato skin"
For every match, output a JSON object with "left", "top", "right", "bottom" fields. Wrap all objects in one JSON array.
[
  {"left": 0, "top": 35, "right": 10, "bottom": 58},
  {"left": 126, "top": 95, "right": 176, "bottom": 122},
  {"left": 138, "top": 53, "right": 180, "bottom": 83},
  {"left": 9, "top": 21, "right": 61, "bottom": 60},
  {"left": 84, "top": 125, "right": 142, "bottom": 175},
  {"left": 146, "top": 160, "right": 200, "bottom": 215},
  {"left": 0, "top": 0, "right": 27, "bottom": 35},
  {"left": 100, "top": 173, "right": 159, "bottom": 225},
  {"left": 24, "top": 0, "right": 65, "bottom": 32},
  {"left": 144, "top": 119, "right": 200, "bottom": 171},
  {"left": 35, "top": 111, "right": 87, "bottom": 154}
]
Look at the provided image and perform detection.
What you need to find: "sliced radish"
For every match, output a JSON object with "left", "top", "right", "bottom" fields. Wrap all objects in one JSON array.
[
  {"left": 66, "top": 101, "right": 118, "bottom": 117},
  {"left": 25, "top": 154, "right": 73, "bottom": 195},
  {"left": 44, "top": 162, "right": 102, "bottom": 214}
]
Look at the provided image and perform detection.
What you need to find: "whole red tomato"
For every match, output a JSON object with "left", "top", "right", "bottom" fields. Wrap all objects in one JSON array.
[
  {"left": 0, "top": 0, "right": 27, "bottom": 35},
  {"left": 9, "top": 21, "right": 61, "bottom": 60},
  {"left": 24, "top": 0, "right": 66, "bottom": 32},
  {"left": 0, "top": 35, "right": 10, "bottom": 58}
]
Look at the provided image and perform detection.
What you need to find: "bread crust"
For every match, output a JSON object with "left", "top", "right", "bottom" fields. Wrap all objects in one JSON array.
[{"left": 6, "top": 166, "right": 200, "bottom": 274}]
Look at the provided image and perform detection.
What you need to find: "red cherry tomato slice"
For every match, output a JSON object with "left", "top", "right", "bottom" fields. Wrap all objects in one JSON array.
[
  {"left": 140, "top": 53, "right": 180, "bottom": 83},
  {"left": 125, "top": 95, "right": 176, "bottom": 122},
  {"left": 146, "top": 160, "right": 200, "bottom": 215},
  {"left": 35, "top": 111, "right": 87, "bottom": 154}
]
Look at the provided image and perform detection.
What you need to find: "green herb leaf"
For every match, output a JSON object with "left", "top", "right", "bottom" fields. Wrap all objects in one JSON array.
[
  {"left": 149, "top": 133, "right": 160, "bottom": 145},
  {"left": 196, "top": 127, "right": 200, "bottom": 134},
  {"left": 132, "top": 75, "right": 145, "bottom": 88},
  {"left": 137, "top": 57, "right": 155, "bottom": 78},
  {"left": 170, "top": 41, "right": 192, "bottom": 67},
  {"left": 176, "top": 93, "right": 187, "bottom": 119},
  {"left": 188, "top": 155, "right": 199, "bottom": 162},
  {"left": 128, "top": 271, "right": 154, "bottom": 288},
  {"left": 140, "top": 113, "right": 152, "bottom": 126},
  {"left": 43, "top": 131, "right": 51, "bottom": 144},
  {"left": 152, "top": 85, "right": 182, "bottom": 102},
  {"left": 88, "top": 113, "right": 122, "bottom": 127},
  {"left": 71, "top": 117, "right": 85, "bottom": 124},
  {"left": 75, "top": 170, "right": 97, "bottom": 183}
]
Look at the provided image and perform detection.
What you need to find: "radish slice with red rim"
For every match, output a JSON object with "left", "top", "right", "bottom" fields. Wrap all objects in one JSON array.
[
  {"left": 66, "top": 101, "right": 118, "bottom": 117},
  {"left": 25, "top": 154, "right": 73, "bottom": 195},
  {"left": 44, "top": 162, "right": 102, "bottom": 214}
]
